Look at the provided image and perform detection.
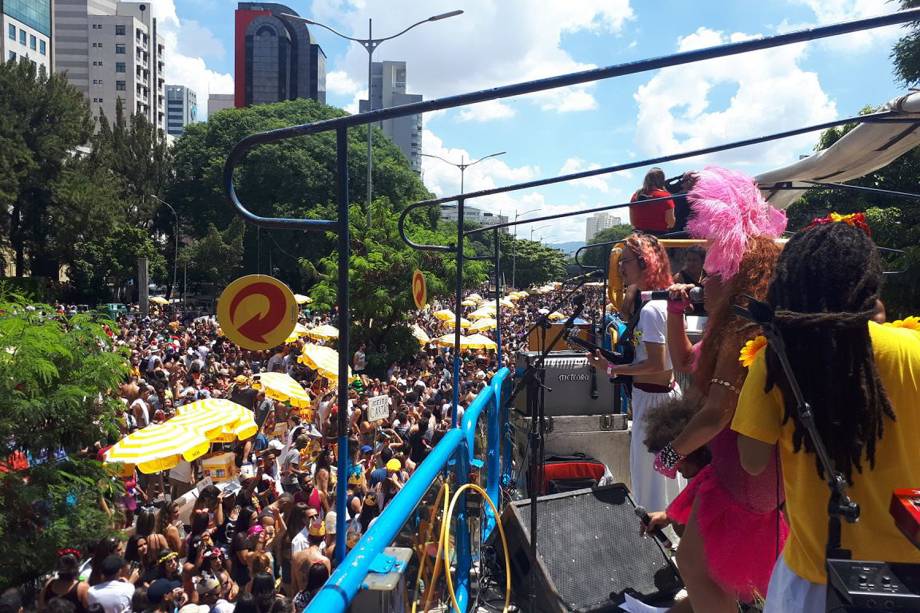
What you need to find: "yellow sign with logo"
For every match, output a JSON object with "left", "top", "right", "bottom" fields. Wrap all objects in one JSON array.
[
  {"left": 411, "top": 269, "right": 427, "bottom": 310},
  {"left": 217, "top": 275, "right": 298, "bottom": 351}
]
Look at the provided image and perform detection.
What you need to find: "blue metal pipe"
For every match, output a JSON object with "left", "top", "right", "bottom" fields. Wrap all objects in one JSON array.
[{"left": 306, "top": 428, "right": 464, "bottom": 613}]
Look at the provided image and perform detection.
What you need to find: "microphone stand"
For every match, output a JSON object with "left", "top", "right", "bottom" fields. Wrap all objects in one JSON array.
[
  {"left": 733, "top": 297, "right": 859, "bottom": 563},
  {"left": 510, "top": 291, "right": 586, "bottom": 613}
]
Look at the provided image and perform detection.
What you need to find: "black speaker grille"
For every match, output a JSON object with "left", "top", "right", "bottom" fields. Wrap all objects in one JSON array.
[{"left": 513, "top": 485, "right": 681, "bottom": 612}]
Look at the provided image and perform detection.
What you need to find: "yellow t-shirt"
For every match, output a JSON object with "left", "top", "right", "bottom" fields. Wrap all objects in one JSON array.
[{"left": 732, "top": 322, "right": 920, "bottom": 584}]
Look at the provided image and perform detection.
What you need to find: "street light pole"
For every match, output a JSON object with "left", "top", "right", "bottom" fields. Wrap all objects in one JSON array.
[
  {"left": 283, "top": 10, "right": 464, "bottom": 227},
  {"left": 150, "top": 194, "right": 178, "bottom": 301},
  {"left": 420, "top": 150, "right": 505, "bottom": 196}
]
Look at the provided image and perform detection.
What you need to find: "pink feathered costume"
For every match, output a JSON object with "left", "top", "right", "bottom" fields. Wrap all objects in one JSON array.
[{"left": 666, "top": 167, "right": 789, "bottom": 603}]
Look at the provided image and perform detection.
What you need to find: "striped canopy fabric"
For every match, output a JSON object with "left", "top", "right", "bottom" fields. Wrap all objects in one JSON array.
[
  {"left": 105, "top": 423, "right": 211, "bottom": 474},
  {"left": 173, "top": 398, "right": 257, "bottom": 443},
  {"left": 303, "top": 324, "right": 339, "bottom": 340},
  {"left": 298, "top": 343, "right": 352, "bottom": 382},
  {"left": 252, "top": 372, "right": 311, "bottom": 408}
]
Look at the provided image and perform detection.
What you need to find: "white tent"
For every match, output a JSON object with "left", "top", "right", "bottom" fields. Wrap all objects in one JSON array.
[{"left": 755, "top": 92, "right": 920, "bottom": 209}]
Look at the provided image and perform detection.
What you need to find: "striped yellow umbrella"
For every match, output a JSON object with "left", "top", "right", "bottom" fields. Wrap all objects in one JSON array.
[
  {"left": 461, "top": 299, "right": 478, "bottom": 307},
  {"left": 499, "top": 298, "right": 515, "bottom": 309},
  {"left": 173, "top": 398, "right": 258, "bottom": 443},
  {"left": 469, "top": 318, "right": 497, "bottom": 332},
  {"left": 252, "top": 372, "right": 311, "bottom": 408},
  {"left": 298, "top": 343, "right": 353, "bottom": 382},
  {"left": 303, "top": 324, "right": 339, "bottom": 341},
  {"left": 105, "top": 423, "right": 211, "bottom": 474},
  {"left": 294, "top": 294, "right": 312, "bottom": 305},
  {"left": 548, "top": 311, "right": 566, "bottom": 321},
  {"left": 467, "top": 293, "right": 483, "bottom": 302},
  {"left": 432, "top": 333, "right": 498, "bottom": 350},
  {"left": 441, "top": 317, "right": 471, "bottom": 329},
  {"left": 285, "top": 322, "right": 311, "bottom": 344},
  {"left": 469, "top": 307, "right": 495, "bottom": 320},
  {"left": 149, "top": 296, "right": 169, "bottom": 306},
  {"left": 411, "top": 324, "right": 431, "bottom": 346},
  {"left": 433, "top": 309, "right": 455, "bottom": 322}
]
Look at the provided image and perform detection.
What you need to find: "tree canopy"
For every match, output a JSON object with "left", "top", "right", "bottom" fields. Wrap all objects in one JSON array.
[{"left": 580, "top": 224, "right": 634, "bottom": 269}]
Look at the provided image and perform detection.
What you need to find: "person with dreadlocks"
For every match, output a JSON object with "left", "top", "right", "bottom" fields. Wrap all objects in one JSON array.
[
  {"left": 643, "top": 167, "right": 789, "bottom": 611},
  {"left": 732, "top": 216, "right": 920, "bottom": 613},
  {"left": 596, "top": 231, "right": 686, "bottom": 512}
]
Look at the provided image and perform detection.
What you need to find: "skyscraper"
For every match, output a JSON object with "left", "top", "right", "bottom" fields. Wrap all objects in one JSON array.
[
  {"left": 234, "top": 2, "right": 326, "bottom": 107},
  {"left": 359, "top": 60, "right": 422, "bottom": 173},
  {"left": 2, "top": 0, "right": 53, "bottom": 72},
  {"left": 585, "top": 212, "right": 621, "bottom": 242},
  {"left": 54, "top": 0, "right": 166, "bottom": 131},
  {"left": 165, "top": 84, "right": 195, "bottom": 136},
  {"left": 207, "top": 93, "right": 235, "bottom": 117}
]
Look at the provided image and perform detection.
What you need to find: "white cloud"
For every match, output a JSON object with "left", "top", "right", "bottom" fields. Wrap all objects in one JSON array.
[
  {"left": 457, "top": 100, "right": 517, "bottom": 122},
  {"left": 559, "top": 158, "right": 610, "bottom": 192},
  {"left": 633, "top": 27, "right": 837, "bottom": 169},
  {"left": 155, "top": 0, "right": 234, "bottom": 120},
  {"left": 313, "top": 0, "right": 634, "bottom": 116},
  {"left": 326, "top": 70, "right": 362, "bottom": 96},
  {"left": 780, "top": 0, "right": 902, "bottom": 53}
]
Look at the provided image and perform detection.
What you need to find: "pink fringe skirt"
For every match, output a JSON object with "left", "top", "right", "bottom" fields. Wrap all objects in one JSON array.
[{"left": 666, "top": 465, "right": 788, "bottom": 603}]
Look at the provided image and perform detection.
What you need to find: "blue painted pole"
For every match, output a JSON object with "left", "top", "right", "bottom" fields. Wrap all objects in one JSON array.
[
  {"left": 334, "top": 127, "right": 350, "bottom": 563},
  {"left": 451, "top": 196, "right": 465, "bottom": 428},
  {"left": 494, "top": 228, "right": 502, "bottom": 367}
]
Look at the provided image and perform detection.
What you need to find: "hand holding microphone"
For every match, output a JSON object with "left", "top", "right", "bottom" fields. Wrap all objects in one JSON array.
[{"left": 640, "top": 284, "right": 702, "bottom": 315}]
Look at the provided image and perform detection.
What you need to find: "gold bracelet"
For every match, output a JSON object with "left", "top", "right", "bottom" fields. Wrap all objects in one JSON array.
[{"left": 710, "top": 378, "right": 740, "bottom": 395}]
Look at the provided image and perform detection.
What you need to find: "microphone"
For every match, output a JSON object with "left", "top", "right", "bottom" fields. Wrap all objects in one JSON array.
[
  {"left": 634, "top": 505, "right": 674, "bottom": 549},
  {"left": 564, "top": 270, "right": 606, "bottom": 284},
  {"left": 640, "top": 286, "right": 704, "bottom": 303}
]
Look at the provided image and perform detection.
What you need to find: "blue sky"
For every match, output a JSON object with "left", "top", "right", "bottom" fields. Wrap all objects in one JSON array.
[{"left": 158, "top": 0, "right": 910, "bottom": 243}]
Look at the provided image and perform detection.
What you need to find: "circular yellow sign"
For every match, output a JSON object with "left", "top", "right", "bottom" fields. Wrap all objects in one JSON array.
[
  {"left": 217, "top": 275, "right": 298, "bottom": 351},
  {"left": 412, "top": 269, "right": 427, "bottom": 310}
]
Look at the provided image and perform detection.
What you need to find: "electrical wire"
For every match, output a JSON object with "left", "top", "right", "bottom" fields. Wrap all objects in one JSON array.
[{"left": 441, "top": 483, "right": 512, "bottom": 613}]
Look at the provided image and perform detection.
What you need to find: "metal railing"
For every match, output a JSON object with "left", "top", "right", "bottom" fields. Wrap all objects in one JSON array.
[{"left": 221, "top": 9, "right": 920, "bottom": 612}]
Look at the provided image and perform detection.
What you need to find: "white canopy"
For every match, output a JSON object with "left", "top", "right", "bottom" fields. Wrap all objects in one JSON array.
[{"left": 755, "top": 92, "right": 920, "bottom": 209}]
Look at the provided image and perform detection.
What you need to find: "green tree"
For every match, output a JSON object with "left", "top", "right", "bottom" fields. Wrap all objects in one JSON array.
[
  {"left": 892, "top": 0, "right": 920, "bottom": 85},
  {"left": 580, "top": 224, "right": 634, "bottom": 269},
  {"left": 178, "top": 219, "right": 246, "bottom": 293},
  {"left": 0, "top": 295, "right": 126, "bottom": 588},
  {"left": 504, "top": 239, "right": 567, "bottom": 288},
  {"left": 0, "top": 60, "right": 92, "bottom": 277},
  {"left": 167, "top": 98, "right": 432, "bottom": 292},
  {"left": 306, "top": 199, "right": 487, "bottom": 369}
]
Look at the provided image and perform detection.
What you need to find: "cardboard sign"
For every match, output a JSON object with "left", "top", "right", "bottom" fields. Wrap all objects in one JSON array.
[
  {"left": 195, "top": 476, "right": 213, "bottom": 492},
  {"left": 367, "top": 395, "right": 389, "bottom": 422}
]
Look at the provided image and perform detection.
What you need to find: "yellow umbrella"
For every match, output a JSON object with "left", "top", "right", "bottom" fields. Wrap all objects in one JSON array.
[
  {"left": 467, "top": 293, "right": 483, "bottom": 302},
  {"left": 252, "top": 372, "right": 311, "bottom": 408},
  {"left": 433, "top": 309, "right": 455, "bottom": 322},
  {"left": 548, "top": 312, "right": 566, "bottom": 321},
  {"left": 173, "top": 398, "right": 258, "bottom": 443},
  {"left": 149, "top": 296, "right": 169, "bottom": 306},
  {"left": 515, "top": 291, "right": 529, "bottom": 298},
  {"left": 461, "top": 299, "right": 478, "bottom": 307},
  {"left": 433, "top": 333, "right": 498, "bottom": 350},
  {"left": 285, "top": 322, "right": 311, "bottom": 344},
  {"left": 411, "top": 324, "right": 431, "bottom": 346},
  {"left": 469, "top": 307, "right": 495, "bottom": 320},
  {"left": 294, "top": 294, "right": 312, "bottom": 305},
  {"left": 298, "top": 343, "right": 353, "bottom": 381},
  {"left": 105, "top": 423, "right": 211, "bottom": 474},
  {"left": 303, "top": 324, "right": 339, "bottom": 341},
  {"left": 469, "top": 318, "right": 497, "bottom": 332},
  {"left": 499, "top": 298, "right": 515, "bottom": 309},
  {"left": 442, "top": 317, "right": 471, "bottom": 329}
]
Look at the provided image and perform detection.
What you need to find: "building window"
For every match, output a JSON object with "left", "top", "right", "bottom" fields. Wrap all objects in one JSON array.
[
  {"left": 39, "top": 40, "right": 46, "bottom": 55},
  {"left": 116, "top": 62, "right": 125, "bottom": 73},
  {"left": 115, "top": 44, "right": 126, "bottom": 54},
  {"left": 8, "top": 51, "right": 15, "bottom": 62},
  {"left": 115, "top": 24, "right": 126, "bottom": 35},
  {"left": 30, "top": 35, "right": 36, "bottom": 50},
  {"left": 20, "top": 30, "right": 26, "bottom": 44},
  {"left": 7, "top": 24, "right": 14, "bottom": 40},
  {"left": 116, "top": 80, "right": 126, "bottom": 91}
]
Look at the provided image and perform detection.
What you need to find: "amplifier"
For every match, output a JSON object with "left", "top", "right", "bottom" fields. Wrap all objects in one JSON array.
[
  {"left": 826, "top": 559, "right": 920, "bottom": 611},
  {"left": 514, "top": 351, "right": 618, "bottom": 416}
]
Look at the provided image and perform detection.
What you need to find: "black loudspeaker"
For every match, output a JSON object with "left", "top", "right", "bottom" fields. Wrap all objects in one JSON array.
[{"left": 499, "top": 484, "right": 682, "bottom": 612}]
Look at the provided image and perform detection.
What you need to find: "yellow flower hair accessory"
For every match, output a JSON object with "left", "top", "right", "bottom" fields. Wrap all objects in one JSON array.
[
  {"left": 739, "top": 335, "right": 767, "bottom": 368},
  {"left": 884, "top": 316, "right": 920, "bottom": 332}
]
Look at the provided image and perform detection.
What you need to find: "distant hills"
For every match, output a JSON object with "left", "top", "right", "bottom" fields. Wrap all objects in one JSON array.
[{"left": 547, "top": 241, "right": 585, "bottom": 255}]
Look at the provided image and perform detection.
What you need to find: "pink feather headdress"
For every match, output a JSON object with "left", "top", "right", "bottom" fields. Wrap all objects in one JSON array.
[{"left": 686, "top": 166, "right": 787, "bottom": 280}]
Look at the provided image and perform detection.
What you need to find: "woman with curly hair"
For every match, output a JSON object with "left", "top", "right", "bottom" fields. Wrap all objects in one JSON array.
[
  {"left": 597, "top": 231, "right": 686, "bottom": 512},
  {"left": 645, "top": 167, "right": 788, "bottom": 611},
  {"left": 732, "top": 219, "right": 920, "bottom": 613}
]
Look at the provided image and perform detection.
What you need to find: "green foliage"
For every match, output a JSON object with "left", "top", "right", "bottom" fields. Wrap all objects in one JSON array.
[
  {"left": 786, "top": 118, "right": 920, "bottom": 318},
  {"left": 892, "top": 0, "right": 920, "bottom": 85},
  {"left": 306, "top": 199, "right": 487, "bottom": 364},
  {"left": 178, "top": 219, "right": 246, "bottom": 292},
  {"left": 0, "top": 60, "right": 92, "bottom": 277},
  {"left": 581, "top": 224, "right": 634, "bottom": 269},
  {"left": 0, "top": 294, "right": 127, "bottom": 587},
  {"left": 503, "top": 239, "right": 567, "bottom": 288},
  {"left": 167, "top": 99, "right": 432, "bottom": 292}
]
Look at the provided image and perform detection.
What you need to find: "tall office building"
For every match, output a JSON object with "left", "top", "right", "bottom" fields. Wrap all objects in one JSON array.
[
  {"left": 165, "top": 84, "right": 195, "bottom": 136},
  {"left": 359, "top": 60, "right": 422, "bottom": 173},
  {"left": 234, "top": 3, "right": 326, "bottom": 107},
  {"left": 2, "top": 0, "right": 53, "bottom": 72},
  {"left": 585, "top": 212, "right": 621, "bottom": 242},
  {"left": 207, "top": 93, "right": 235, "bottom": 117},
  {"left": 54, "top": 0, "right": 166, "bottom": 131}
]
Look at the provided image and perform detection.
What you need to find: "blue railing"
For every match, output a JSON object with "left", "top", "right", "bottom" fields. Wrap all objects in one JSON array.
[{"left": 305, "top": 367, "right": 510, "bottom": 613}]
